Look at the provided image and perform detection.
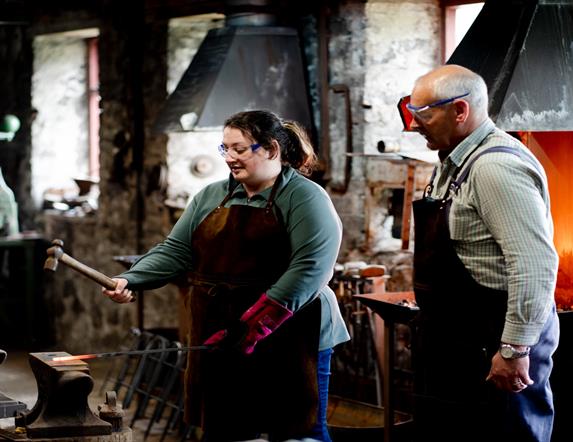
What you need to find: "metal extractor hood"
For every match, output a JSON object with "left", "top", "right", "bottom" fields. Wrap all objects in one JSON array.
[
  {"left": 153, "top": 22, "right": 312, "bottom": 133},
  {"left": 447, "top": 0, "right": 573, "bottom": 131}
]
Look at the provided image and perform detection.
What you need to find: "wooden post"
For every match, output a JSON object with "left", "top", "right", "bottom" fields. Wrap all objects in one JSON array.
[{"left": 401, "top": 162, "right": 417, "bottom": 250}]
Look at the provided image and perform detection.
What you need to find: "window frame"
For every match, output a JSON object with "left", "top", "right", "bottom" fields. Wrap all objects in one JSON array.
[{"left": 441, "top": 0, "right": 485, "bottom": 62}]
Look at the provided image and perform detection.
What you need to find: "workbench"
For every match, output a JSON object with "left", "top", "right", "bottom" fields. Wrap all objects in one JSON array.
[{"left": 354, "top": 291, "right": 418, "bottom": 442}]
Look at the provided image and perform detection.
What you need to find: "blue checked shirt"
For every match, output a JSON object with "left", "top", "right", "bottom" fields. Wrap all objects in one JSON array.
[{"left": 428, "top": 119, "right": 558, "bottom": 346}]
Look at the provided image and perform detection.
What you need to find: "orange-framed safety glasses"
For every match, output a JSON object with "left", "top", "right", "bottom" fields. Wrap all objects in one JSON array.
[{"left": 397, "top": 92, "right": 470, "bottom": 132}]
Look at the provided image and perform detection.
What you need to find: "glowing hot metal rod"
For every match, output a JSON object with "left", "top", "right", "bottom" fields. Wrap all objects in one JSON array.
[{"left": 51, "top": 345, "right": 211, "bottom": 362}]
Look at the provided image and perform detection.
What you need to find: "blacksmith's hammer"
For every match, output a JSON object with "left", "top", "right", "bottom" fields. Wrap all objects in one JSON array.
[{"left": 44, "top": 239, "right": 135, "bottom": 301}]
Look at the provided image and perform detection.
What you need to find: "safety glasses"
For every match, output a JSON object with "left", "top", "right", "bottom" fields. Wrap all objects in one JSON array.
[
  {"left": 397, "top": 92, "right": 470, "bottom": 131},
  {"left": 218, "top": 143, "right": 261, "bottom": 160}
]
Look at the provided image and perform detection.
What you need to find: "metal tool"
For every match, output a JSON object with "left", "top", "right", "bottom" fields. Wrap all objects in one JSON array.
[
  {"left": 51, "top": 345, "right": 211, "bottom": 362},
  {"left": 98, "top": 391, "right": 125, "bottom": 432},
  {"left": 44, "top": 238, "right": 136, "bottom": 301}
]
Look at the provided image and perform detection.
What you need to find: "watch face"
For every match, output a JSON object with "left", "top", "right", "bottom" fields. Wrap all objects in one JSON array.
[
  {"left": 500, "top": 344, "right": 530, "bottom": 359},
  {"left": 500, "top": 345, "right": 515, "bottom": 359}
]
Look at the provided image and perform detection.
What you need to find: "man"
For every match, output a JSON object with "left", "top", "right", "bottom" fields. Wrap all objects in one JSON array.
[{"left": 399, "top": 65, "right": 559, "bottom": 442}]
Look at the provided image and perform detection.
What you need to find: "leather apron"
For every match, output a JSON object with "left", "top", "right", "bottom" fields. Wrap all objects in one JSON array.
[
  {"left": 183, "top": 178, "right": 321, "bottom": 439},
  {"left": 411, "top": 146, "right": 556, "bottom": 441}
]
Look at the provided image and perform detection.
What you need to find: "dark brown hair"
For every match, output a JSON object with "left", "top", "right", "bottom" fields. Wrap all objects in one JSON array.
[{"left": 224, "top": 110, "right": 317, "bottom": 175}]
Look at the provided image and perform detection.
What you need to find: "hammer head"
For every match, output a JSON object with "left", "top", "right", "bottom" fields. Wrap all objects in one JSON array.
[{"left": 44, "top": 239, "right": 65, "bottom": 272}]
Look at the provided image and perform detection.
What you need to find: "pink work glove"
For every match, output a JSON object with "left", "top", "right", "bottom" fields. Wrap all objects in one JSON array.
[{"left": 204, "top": 293, "right": 293, "bottom": 355}]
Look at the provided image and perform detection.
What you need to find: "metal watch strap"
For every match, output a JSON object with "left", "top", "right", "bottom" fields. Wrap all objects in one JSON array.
[{"left": 500, "top": 343, "right": 531, "bottom": 359}]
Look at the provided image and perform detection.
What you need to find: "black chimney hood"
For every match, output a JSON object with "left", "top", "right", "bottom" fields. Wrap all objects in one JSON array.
[
  {"left": 153, "top": 2, "right": 312, "bottom": 133},
  {"left": 447, "top": 0, "right": 573, "bottom": 131}
]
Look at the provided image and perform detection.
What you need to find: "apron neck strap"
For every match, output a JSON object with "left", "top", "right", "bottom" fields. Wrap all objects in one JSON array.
[
  {"left": 424, "top": 167, "right": 438, "bottom": 197},
  {"left": 218, "top": 173, "right": 283, "bottom": 210},
  {"left": 449, "top": 146, "right": 536, "bottom": 195},
  {"left": 265, "top": 175, "right": 283, "bottom": 212}
]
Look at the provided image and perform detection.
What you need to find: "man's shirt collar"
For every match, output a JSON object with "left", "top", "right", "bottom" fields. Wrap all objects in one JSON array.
[{"left": 446, "top": 118, "right": 496, "bottom": 168}]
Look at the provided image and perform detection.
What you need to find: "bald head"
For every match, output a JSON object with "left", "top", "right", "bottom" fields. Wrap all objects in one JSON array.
[{"left": 414, "top": 65, "right": 489, "bottom": 128}]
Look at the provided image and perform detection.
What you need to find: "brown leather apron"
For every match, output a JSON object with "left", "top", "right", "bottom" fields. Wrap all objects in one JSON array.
[{"left": 183, "top": 178, "right": 321, "bottom": 439}]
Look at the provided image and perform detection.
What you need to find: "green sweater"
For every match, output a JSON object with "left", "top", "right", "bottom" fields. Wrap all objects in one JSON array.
[{"left": 121, "top": 166, "right": 350, "bottom": 350}]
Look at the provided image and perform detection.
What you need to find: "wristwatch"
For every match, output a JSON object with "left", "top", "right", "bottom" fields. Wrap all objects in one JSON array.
[{"left": 500, "top": 343, "right": 531, "bottom": 360}]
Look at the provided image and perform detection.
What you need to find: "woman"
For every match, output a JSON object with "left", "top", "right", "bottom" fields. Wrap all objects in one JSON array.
[{"left": 103, "top": 110, "right": 350, "bottom": 442}]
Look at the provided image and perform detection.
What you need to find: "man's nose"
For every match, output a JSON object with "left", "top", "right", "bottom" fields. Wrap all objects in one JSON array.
[{"left": 410, "top": 116, "right": 420, "bottom": 131}]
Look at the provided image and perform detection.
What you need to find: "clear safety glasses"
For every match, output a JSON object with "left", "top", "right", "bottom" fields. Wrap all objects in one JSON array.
[
  {"left": 218, "top": 143, "right": 261, "bottom": 160},
  {"left": 397, "top": 92, "right": 470, "bottom": 131}
]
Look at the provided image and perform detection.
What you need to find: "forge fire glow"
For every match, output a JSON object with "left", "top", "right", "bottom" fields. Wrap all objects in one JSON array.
[{"left": 519, "top": 132, "right": 573, "bottom": 311}]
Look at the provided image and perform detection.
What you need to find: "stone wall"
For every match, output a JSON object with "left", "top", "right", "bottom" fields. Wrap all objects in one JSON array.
[{"left": 363, "top": 0, "right": 441, "bottom": 154}]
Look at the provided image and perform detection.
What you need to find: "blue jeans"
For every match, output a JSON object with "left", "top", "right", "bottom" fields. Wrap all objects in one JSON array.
[
  {"left": 306, "top": 348, "right": 333, "bottom": 442},
  {"left": 492, "top": 305, "right": 559, "bottom": 442}
]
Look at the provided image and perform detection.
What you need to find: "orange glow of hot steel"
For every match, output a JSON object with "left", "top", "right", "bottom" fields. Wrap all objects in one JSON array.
[
  {"left": 50, "top": 345, "right": 210, "bottom": 363},
  {"left": 52, "top": 354, "right": 98, "bottom": 362}
]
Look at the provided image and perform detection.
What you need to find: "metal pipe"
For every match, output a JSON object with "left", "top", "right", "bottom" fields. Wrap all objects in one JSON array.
[
  {"left": 224, "top": 0, "right": 277, "bottom": 26},
  {"left": 329, "top": 83, "right": 353, "bottom": 193}
]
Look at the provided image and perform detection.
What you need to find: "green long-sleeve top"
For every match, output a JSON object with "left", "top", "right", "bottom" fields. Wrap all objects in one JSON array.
[{"left": 120, "top": 166, "right": 350, "bottom": 350}]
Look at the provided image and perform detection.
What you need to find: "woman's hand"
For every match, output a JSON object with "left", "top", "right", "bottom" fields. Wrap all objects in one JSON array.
[{"left": 102, "top": 278, "right": 134, "bottom": 303}]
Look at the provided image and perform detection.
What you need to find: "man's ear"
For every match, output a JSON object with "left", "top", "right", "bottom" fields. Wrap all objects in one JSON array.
[{"left": 454, "top": 99, "right": 470, "bottom": 124}]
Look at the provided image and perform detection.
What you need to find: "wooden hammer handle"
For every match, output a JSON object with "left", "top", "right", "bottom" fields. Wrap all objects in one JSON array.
[{"left": 59, "top": 253, "right": 118, "bottom": 291}]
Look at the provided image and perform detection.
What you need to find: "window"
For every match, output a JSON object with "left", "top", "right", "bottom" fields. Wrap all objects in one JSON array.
[
  {"left": 443, "top": 2, "right": 484, "bottom": 61},
  {"left": 31, "top": 29, "right": 100, "bottom": 210}
]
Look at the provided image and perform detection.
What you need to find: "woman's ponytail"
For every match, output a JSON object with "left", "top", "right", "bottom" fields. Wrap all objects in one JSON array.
[{"left": 281, "top": 120, "right": 317, "bottom": 176}]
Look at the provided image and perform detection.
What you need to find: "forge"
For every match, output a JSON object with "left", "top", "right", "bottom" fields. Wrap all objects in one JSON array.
[{"left": 519, "top": 131, "right": 573, "bottom": 310}]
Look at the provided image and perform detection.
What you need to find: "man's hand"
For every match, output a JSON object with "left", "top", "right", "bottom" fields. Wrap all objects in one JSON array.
[
  {"left": 102, "top": 278, "right": 134, "bottom": 303},
  {"left": 486, "top": 351, "right": 533, "bottom": 393}
]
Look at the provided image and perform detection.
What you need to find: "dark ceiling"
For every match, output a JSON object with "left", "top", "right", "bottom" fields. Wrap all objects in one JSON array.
[{"left": 0, "top": 0, "right": 322, "bottom": 26}]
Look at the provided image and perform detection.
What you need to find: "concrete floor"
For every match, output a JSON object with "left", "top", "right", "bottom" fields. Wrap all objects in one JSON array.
[{"left": 0, "top": 350, "right": 194, "bottom": 441}]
